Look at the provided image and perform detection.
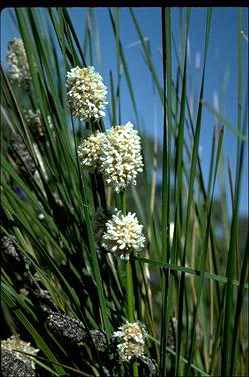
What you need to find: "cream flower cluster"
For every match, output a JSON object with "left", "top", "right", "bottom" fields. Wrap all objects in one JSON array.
[
  {"left": 102, "top": 210, "right": 145, "bottom": 259},
  {"left": 78, "top": 122, "right": 143, "bottom": 192},
  {"left": 66, "top": 66, "right": 108, "bottom": 121},
  {"left": 78, "top": 131, "right": 105, "bottom": 168},
  {"left": 112, "top": 322, "right": 147, "bottom": 362},
  {"left": 7, "top": 38, "right": 31, "bottom": 88},
  {"left": 100, "top": 122, "right": 143, "bottom": 192},
  {"left": 1, "top": 335, "right": 39, "bottom": 370}
]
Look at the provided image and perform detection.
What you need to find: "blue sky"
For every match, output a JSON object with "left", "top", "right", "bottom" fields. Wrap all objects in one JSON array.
[{"left": 1, "top": 7, "right": 248, "bottom": 216}]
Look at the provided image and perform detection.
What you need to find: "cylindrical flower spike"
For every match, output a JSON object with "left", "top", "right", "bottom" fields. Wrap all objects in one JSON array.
[
  {"left": 102, "top": 210, "right": 145, "bottom": 260},
  {"left": 138, "top": 356, "right": 158, "bottom": 377},
  {"left": 6, "top": 38, "right": 31, "bottom": 88},
  {"left": 1, "top": 349, "right": 36, "bottom": 377},
  {"left": 66, "top": 66, "right": 108, "bottom": 121},
  {"left": 83, "top": 330, "right": 108, "bottom": 353},
  {"left": 46, "top": 312, "right": 86, "bottom": 344}
]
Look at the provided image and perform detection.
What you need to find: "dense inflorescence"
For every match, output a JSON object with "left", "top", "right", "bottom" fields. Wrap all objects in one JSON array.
[
  {"left": 100, "top": 122, "right": 143, "bottom": 192},
  {"left": 46, "top": 312, "right": 86, "bottom": 344},
  {"left": 112, "top": 322, "right": 147, "bottom": 362},
  {"left": 6, "top": 38, "right": 31, "bottom": 88},
  {"left": 83, "top": 330, "right": 108, "bottom": 353},
  {"left": 78, "top": 122, "right": 143, "bottom": 192},
  {"left": 138, "top": 356, "right": 159, "bottom": 377},
  {"left": 1, "top": 335, "right": 39, "bottom": 371},
  {"left": 77, "top": 131, "right": 105, "bottom": 168},
  {"left": 66, "top": 66, "right": 108, "bottom": 121},
  {"left": 102, "top": 210, "right": 145, "bottom": 259},
  {"left": 1, "top": 349, "right": 36, "bottom": 377}
]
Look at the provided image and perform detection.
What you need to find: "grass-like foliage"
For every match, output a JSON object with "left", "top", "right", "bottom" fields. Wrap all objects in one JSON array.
[{"left": 1, "top": 7, "right": 248, "bottom": 377}]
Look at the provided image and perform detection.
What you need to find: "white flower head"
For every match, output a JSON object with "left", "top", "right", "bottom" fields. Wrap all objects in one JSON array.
[
  {"left": 112, "top": 322, "right": 147, "bottom": 362},
  {"left": 7, "top": 38, "right": 31, "bottom": 88},
  {"left": 99, "top": 122, "right": 143, "bottom": 192},
  {"left": 1, "top": 335, "right": 39, "bottom": 370},
  {"left": 102, "top": 210, "right": 145, "bottom": 259},
  {"left": 66, "top": 66, "right": 108, "bottom": 121},
  {"left": 78, "top": 131, "right": 106, "bottom": 169},
  {"left": 77, "top": 122, "right": 143, "bottom": 192}
]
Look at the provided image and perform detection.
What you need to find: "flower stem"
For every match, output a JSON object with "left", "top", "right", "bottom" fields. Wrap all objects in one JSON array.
[
  {"left": 120, "top": 190, "right": 126, "bottom": 214},
  {"left": 127, "top": 263, "right": 139, "bottom": 377},
  {"left": 120, "top": 192, "right": 134, "bottom": 319},
  {"left": 120, "top": 191, "right": 138, "bottom": 376},
  {"left": 127, "top": 260, "right": 134, "bottom": 322}
]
